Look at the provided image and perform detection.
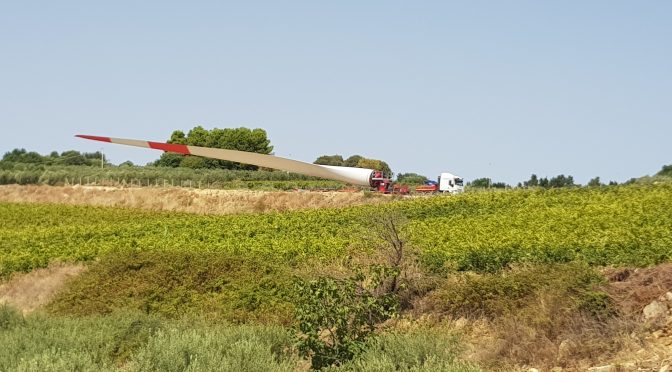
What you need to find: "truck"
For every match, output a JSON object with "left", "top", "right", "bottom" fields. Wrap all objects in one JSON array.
[{"left": 415, "top": 172, "right": 464, "bottom": 194}]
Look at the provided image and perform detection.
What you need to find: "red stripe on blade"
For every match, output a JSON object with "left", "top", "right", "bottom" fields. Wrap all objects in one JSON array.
[
  {"left": 75, "top": 135, "right": 112, "bottom": 142},
  {"left": 148, "top": 141, "right": 191, "bottom": 155}
]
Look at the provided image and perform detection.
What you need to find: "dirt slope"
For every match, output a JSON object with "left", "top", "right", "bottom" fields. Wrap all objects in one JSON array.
[{"left": 0, "top": 263, "right": 86, "bottom": 314}]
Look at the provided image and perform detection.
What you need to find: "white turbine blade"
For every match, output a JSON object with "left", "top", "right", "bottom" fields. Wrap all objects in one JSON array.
[{"left": 76, "top": 135, "right": 375, "bottom": 186}]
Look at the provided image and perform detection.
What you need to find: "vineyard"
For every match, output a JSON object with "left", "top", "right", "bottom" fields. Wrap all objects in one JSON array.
[
  {"left": 2, "top": 183, "right": 671, "bottom": 278},
  {"left": 2, "top": 183, "right": 672, "bottom": 370}
]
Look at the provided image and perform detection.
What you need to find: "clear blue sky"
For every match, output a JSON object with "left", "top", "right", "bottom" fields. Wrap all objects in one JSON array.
[{"left": 1, "top": 1, "right": 670, "bottom": 184}]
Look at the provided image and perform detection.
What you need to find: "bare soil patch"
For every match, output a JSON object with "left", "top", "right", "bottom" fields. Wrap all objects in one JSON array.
[
  {"left": 0, "top": 184, "right": 386, "bottom": 214},
  {"left": 0, "top": 263, "right": 86, "bottom": 314}
]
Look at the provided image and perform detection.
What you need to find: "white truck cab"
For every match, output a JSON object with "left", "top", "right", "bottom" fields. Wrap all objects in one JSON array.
[{"left": 438, "top": 172, "right": 464, "bottom": 194}]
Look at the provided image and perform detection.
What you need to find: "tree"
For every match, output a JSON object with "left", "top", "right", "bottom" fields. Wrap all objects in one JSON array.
[
  {"left": 587, "top": 177, "right": 602, "bottom": 187},
  {"left": 314, "top": 154, "right": 393, "bottom": 177},
  {"left": 657, "top": 164, "right": 672, "bottom": 177},
  {"left": 180, "top": 155, "right": 207, "bottom": 169},
  {"left": 356, "top": 158, "right": 392, "bottom": 178},
  {"left": 469, "top": 178, "right": 490, "bottom": 188},
  {"left": 293, "top": 213, "right": 409, "bottom": 369},
  {"left": 2, "top": 149, "right": 44, "bottom": 164},
  {"left": 314, "top": 155, "right": 345, "bottom": 166},
  {"left": 396, "top": 173, "right": 428, "bottom": 184},
  {"left": 523, "top": 174, "right": 539, "bottom": 187},
  {"left": 168, "top": 130, "right": 187, "bottom": 144},
  {"left": 293, "top": 273, "right": 397, "bottom": 369},
  {"left": 549, "top": 174, "right": 575, "bottom": 188},
  {"left": 344, "top": 155, "right": 364, "bottom": 167},
  {"left": 468, "top": 178, "right": 507, "bottom": 188},
  {"left": 58, "top": 150, "right": 87, "bottom": 166},
  {"left": 154, "top": 126, "right": 274, "bottom": 170},
  {"left": 154, "top": 152, "right": 183, "bottom": 167}
]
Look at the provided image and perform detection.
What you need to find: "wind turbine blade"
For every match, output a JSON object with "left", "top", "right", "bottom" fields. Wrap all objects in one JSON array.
[{"left": 75, "top": 135, "right": 374, "bottom": 186}]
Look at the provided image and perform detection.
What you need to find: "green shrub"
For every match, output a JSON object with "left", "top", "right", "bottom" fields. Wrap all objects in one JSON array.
[
  {"left": 109, "top": 317, "right": 163, "bottom": 365},
  {"left": 0, "top": 311, "right": 298, "bottom": 372},
  {"left": 293, "top": 271, "right": 399, "bottom": 369},
  {"left": 0, "top": 304, "right": 24, "bottom": 330},
  {"left": 0, "top": 311, "right": 148, "bottom": 371},
  {"left": 427, "top": 263, "right": 610, "bottom": 319},
  {"left": 127, "top": 325, "right": 296, "bottom": 372},
  {"left": 333, "top": 330, "right": 479, "bottom": 371},
  {"left": 48, "top": 251, "right": 294, "bottom": 324}
]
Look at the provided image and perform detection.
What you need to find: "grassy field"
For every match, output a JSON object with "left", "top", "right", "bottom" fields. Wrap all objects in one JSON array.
[{"left": 0, "top": 306, "right": 477, "bottom": 371}]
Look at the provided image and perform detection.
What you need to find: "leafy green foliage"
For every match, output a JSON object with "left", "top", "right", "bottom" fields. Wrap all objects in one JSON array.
[
  {"left": 313, "top": 154, "right": 393, "bottom": 177},
  {"left": 2, "top": 148, "right": 107, "bottom": 167},
  {"left": 0, "top": 309, "right": 297, "bottom": 372},
  {"left": 2, "top": 184, "right": 672, "bottom": 279},
  {"left": 343, "top": 155, "right": 363, "bottom": 168},
  {"left": 355, "top": 158, "right": 392, "bottom": 178},
  {"left": 395, "top": 173, "right": 428, "bottom": 185},
  {"left": 468, "top": 178, "right": 508, "bottom": 189},
  {"left": 0, "top": 308, "right": 476, "bottom": 372},
  {"left": 411, "top": 185, "right": 672, "bottom": 272},
  {"left": 427, "top": 263, "right": 610, "bottom": 318},
  {"left": 0, "top": 304, "right": 24, "bottom": 330},
  {"left": 293, "top": 270, "right": 399, "bottom": 369},
  {"left": 127, "top": 324, "right": 296, "bottom": 372},
  {"left": 48, "top": 251, "right": 294, "bottom": 324},
  {"left": 154, "top": 126, "right": 273, "bottom": 170},
  {"left": 657, "top": 164, "right": 672, "bottom": 177},
  {"left": 521, "top": 173, "right": 576, "bottom": 188},
  {"left": 336, "top": 330, "right": 479, "bottom": 372},
  {"left": 314, "top": 155, "right": 345, "bottom": 166},
  {"left": 587, "top": 176, "right": 603, "bottom": 187}
]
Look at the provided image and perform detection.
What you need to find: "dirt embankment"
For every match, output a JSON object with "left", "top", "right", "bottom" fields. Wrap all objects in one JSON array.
[{"left": 0, "top": 184, "right": 386, "bottom": 214}]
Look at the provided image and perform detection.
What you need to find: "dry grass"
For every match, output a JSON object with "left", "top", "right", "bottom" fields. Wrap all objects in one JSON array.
[
  {"left": 0, "top": 262, "right": 86, "bottom": 314},
  {"left": 0, "top": 184, "right": 387, "bottom": 214},
  {"left": 403, "top": 263, "right": 672, "bottom": 370}
]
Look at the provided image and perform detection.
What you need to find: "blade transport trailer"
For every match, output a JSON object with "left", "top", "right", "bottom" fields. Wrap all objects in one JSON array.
[{"left": 76, "top": 135, "right": 463, "bottom": 195}]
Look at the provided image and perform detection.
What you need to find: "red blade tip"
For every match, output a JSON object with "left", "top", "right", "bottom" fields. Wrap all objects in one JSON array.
[{"left": 75, "top": 135, "right": 112, "bottom": 142}]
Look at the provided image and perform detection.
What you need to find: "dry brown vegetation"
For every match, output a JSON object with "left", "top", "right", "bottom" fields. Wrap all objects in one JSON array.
[
  {"left": 0, "top": 263, "right": 85, "bottom": 314},
  {"left": 411, "top": 264, "right": 672, "bottom": 371},
  {"left": 0, "top": 184, "right": 387, "bottom": 214}
]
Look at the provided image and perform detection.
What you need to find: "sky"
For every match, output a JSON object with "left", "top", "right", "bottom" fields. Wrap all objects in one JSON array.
[{"left": 1, "top": 1, "right": 670, "bottom": 185}]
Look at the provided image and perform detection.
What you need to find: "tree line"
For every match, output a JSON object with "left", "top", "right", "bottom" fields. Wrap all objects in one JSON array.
[
  {"left": 1, "top": 148, "right": 108, "bottom": 167},
  {"left": 2, "top": 124, "right": 670, "bottom": 188},
  {"left": 467, "top": 174, "right": 621, "bottom": 189}
]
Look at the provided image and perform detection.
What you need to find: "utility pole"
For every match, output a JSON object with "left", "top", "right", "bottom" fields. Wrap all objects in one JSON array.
[{"left": 101, "top": 148, "right": 105, "bottom": 169}]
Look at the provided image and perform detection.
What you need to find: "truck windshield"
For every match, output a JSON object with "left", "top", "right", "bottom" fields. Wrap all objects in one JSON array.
[{"left": 455, "top": 178, "right": 463, "bottom": 186}]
